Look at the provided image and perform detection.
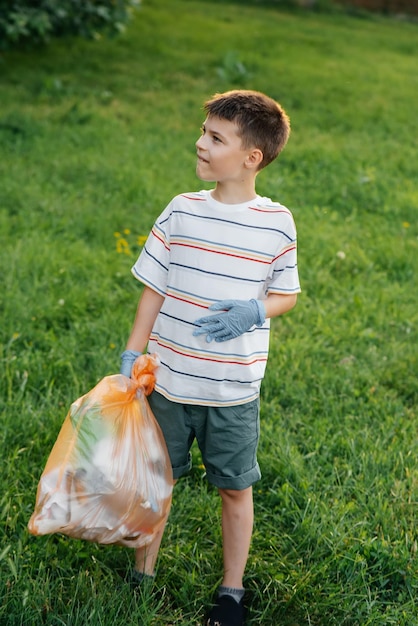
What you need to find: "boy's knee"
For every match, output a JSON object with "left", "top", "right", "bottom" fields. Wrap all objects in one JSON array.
[{"left": 218, "top": 486, "right": 252, "bottom": 501}]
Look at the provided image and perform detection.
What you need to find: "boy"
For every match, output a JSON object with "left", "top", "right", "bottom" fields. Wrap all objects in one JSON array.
[{"left": 121, "top": 90, "right": 300, "bottom": 626}]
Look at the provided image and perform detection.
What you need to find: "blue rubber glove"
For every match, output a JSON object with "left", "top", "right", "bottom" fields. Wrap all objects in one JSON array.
[
  {"left": 120, "top": 349, "right": 141, "bottom": 378},
  {"left": 193, "top": 299, "right": 266, "bottom": 343}
]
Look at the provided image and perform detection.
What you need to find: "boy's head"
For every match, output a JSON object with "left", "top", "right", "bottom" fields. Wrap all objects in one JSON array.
[{"left": 203, "top": 90, "right": 290, "bottom": 171}]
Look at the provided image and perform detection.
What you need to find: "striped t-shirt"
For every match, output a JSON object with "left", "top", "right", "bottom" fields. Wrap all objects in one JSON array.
[{"left": 132, "top": 190, "right": 300, "bottom": 406}]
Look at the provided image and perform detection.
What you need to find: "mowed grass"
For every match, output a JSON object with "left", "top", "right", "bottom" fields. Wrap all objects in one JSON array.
[{"left": 1, "top": 0, "right": 418, "bottom": 624}]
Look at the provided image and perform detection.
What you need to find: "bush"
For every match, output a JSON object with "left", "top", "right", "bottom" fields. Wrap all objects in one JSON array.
[{"left": 0, "top": 0, "right": 140, "bottom": 50}]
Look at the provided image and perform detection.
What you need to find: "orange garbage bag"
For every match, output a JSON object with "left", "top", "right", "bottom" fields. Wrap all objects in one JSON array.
[{"left": 28, "top": 354, "right": 173, "bottom": 548}]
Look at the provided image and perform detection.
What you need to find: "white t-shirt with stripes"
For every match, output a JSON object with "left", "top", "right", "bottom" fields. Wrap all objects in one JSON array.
[{"left": 132, "top": 190, "right": 301, "bottom": 406}]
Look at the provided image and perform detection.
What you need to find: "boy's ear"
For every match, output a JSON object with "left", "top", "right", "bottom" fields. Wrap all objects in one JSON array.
[{"left": 245, "top": 148, "right": 263, "bottom": 169}]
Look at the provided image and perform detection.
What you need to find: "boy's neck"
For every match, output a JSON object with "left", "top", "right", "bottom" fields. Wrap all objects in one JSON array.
[{"left": 211, "top": 180, "right": 257, "bottom": 205}]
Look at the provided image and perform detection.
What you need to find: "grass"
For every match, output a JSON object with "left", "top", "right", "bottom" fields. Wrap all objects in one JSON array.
[{"left": 1, "top": 0, "right": 417, "bottom": 623}]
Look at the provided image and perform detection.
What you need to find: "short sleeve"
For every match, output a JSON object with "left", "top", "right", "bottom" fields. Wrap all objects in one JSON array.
[
  {"left": 266, "top": 213, "right": 301, "bottom": 295},
  {"left": 131, "top": 201, "right": 173, "bottom": 296}
]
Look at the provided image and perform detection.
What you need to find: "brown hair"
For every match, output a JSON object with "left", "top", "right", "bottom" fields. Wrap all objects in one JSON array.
[{"left": 203, "top": 89, "right": 290, "bottom": 170}]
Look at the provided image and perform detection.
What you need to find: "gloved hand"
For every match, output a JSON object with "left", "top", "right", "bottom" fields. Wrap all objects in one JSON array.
[
  {"left": 193, "top": 299, "right": 266, "bottom": 343},
  {"left": 120, "top": 349, "right": 141, "bottom": 378}
]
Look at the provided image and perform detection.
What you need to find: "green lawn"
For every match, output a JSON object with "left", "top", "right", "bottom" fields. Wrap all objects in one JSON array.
[{"left": 1, "top": 0, "right": 417, "bottom": 624}]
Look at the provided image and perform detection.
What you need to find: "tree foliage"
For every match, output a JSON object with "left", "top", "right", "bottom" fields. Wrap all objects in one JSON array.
[{"left": 0, "top": 0, "right": 140, "bottom": 49}]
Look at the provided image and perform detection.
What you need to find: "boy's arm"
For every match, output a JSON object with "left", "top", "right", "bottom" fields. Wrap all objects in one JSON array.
[
  {"left": 263, "top": 292, "right": 298, "bottom": 319},
  {"left": 193, "top": 293, "right": 297, "bottom": 343},
  {"left": 126, "top": 286, "right": 165, "bottom": 352},
  {"left": 121, "top": 286, "right": 165, "bottom": 376}
]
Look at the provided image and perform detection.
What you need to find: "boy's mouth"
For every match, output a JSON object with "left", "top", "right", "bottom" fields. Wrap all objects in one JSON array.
[{"left": 197, "top": 153, "right": 209, "bottom": 164}]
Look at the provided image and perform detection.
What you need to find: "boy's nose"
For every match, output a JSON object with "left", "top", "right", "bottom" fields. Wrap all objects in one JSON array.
[{"left": 195, "top": 135, "right": 205, "bottom": 150}]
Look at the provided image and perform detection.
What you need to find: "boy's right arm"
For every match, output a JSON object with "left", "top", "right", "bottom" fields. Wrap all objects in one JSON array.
[{"left": 120, "top": 286, "right": 165, "bottom": 377}]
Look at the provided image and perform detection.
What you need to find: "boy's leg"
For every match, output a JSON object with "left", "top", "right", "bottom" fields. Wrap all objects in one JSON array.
[
  {"left": 218, "top": 486, "right": 253, "bottom": 588},
  {"left": 134, "top": 483, "right": 175, "bottom": 576},
  {"left": 137, "top": 391, "right": 191, "bottom": 579},
  {"left": 134, "top": 519, "right": 167, "bottom": 576},
  {"left": 206, "top": 486, "right": 252, "bottom": 624}
]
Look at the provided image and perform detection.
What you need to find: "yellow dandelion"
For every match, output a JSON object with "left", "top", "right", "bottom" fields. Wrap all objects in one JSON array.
[
  {"left": 114, "top": 231, "right": 122, "bottom": 238},
  {"left": 116, "top": 238, "right": 131, "bottom": 255},
  {"left": 123, "top": 228, "right": 131, "bottom": 235},
  {"left": 402, "top": 222, "right": 410, "bottom": 228},
  {"left": 137, "top": 235, "right": 148, "bottom": 246}
]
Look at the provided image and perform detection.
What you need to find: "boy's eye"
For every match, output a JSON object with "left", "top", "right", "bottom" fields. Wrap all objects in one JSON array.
[{"left": 199, "top": 125, "right": 222, "bottom": 143}]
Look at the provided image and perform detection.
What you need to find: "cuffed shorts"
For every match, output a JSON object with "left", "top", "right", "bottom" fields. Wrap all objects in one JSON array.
[{"left": 148, "top": 391, "right": 261, "bottom": 490}]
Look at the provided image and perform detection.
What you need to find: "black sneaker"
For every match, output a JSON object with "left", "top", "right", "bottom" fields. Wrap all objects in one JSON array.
[
  {"left": 206, "top": 594, "right": 246, "bottom": 626},
  {"left": 128, "top": 570, "right": 155, "bottom": 591}
]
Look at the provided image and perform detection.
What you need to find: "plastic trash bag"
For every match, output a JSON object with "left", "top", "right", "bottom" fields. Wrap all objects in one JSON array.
[{"left": 28, "top": 354, "right": 173, "bottom": 548}]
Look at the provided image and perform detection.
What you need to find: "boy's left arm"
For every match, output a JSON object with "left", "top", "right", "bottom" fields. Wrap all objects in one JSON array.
[
  {"left": 263, "top": 292, "right": 298, "bottom": 319},
  {"left": 193, "top": 293, "right": 297, "bottom": 343}
]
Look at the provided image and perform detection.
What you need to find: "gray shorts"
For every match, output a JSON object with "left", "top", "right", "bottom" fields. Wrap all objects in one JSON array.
[{"left": 148, "top": 391, "right": 261, "bottom": 490}]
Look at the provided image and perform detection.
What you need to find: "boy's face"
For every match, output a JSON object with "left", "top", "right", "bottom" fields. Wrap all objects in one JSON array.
[{"left": 195, "top": 116, "right": 252, "bottom": 184}]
